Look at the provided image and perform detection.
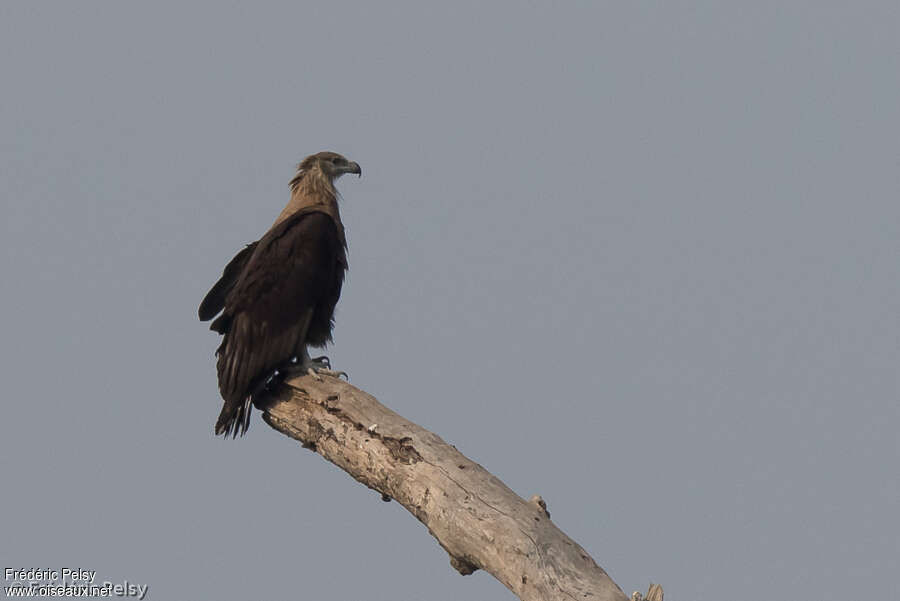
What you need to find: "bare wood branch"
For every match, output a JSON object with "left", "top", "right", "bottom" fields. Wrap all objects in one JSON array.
[{"left": 262, "top": 375, "right": 629, "bottom": 601}]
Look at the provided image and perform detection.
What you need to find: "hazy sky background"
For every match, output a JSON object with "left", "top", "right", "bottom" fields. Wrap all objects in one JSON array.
[{"left": 2, "top": 2, "right": 898, "bottom": 600}]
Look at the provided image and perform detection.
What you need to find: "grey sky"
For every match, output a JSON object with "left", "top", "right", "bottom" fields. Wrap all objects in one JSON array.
[{"left": 2, "top": 2, "right": 898, "bottom": 600}]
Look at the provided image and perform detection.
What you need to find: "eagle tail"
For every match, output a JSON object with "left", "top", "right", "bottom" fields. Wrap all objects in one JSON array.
[{"left": 215, "top": 396, "right": 253, "bottom": 439}]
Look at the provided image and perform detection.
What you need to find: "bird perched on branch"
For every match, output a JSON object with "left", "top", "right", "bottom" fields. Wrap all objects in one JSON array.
[{"left": 199, "top": 151, "right": 361, "bottom": 438}]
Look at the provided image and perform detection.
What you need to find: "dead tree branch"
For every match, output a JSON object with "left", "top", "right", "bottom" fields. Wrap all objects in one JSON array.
[{"left": 262, "top": 375, "right": 629, "bottom": 601}]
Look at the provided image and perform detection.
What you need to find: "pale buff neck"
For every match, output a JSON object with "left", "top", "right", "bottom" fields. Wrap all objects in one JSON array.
[{"left": 273, "top": 166, "right": 339, "bottom": 227}]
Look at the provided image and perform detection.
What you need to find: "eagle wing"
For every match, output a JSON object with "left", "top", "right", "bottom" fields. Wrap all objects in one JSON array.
[
  {"left": 198, "top": 241, "right": 259, "bottom": 323},
  {"left": 213, "top": 211, "right": 344, "bottom": 434}
]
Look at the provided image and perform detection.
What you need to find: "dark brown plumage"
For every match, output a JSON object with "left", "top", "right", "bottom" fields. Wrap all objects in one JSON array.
[{"left": 199, "top": 151, "right": 361, "bottom": 437}]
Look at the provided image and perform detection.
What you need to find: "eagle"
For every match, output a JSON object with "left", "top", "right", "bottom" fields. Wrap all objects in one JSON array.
[{"left": 199, "top": 151, "right": 361, "bottom": 438}]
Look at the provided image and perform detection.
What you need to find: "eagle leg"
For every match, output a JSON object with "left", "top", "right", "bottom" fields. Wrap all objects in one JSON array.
[
  {"left": 288, "top": 349, "right": 348, "bottom": 381},
  {"left": 306, "top": 356, "right": 348, "bottom": 381}
]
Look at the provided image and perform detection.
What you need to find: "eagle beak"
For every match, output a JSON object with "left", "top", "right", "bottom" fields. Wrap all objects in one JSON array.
[{"left": 346, "top": 161, "right": 362, "bottom": 177}]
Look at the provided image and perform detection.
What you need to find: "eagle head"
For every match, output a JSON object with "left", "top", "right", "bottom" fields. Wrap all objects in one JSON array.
[{"left": 298, "top": 151, "right": 362, "bottom": 180}]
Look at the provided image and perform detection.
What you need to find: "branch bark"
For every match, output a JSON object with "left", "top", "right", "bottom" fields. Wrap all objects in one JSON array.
[{"left": 262, "top": 375, "right": 629, "bottom": 601}]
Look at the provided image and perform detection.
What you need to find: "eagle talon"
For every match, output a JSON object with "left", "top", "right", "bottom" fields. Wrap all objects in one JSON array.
[
  {"left": 245, "top": 368, "right": 285, "bottom": 402},
  {"left": 310, "top": 355, "right": 332, "bottom": 369},
  {"left": 263, "top": 369, "right": 282, "bottom": 391},
  {"left": 327, "top": 369, "right": 349, "bottom": 381},
  {"left": 306, "top": 366, "right": 348, "bottom": 381}
]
